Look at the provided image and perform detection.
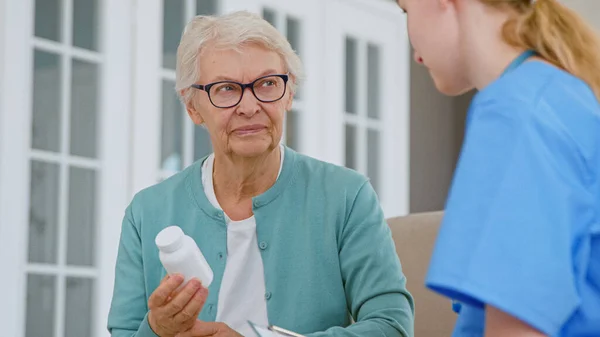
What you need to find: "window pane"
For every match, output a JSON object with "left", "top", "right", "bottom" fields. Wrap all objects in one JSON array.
[
  {"left": 345, "top": 37, "right": 357, "bottom": 114},
  {"left": 286, "top": 17, "right": 301, "bottom": 53},
  {"left": 163, "top": 0, "right": 185, "bottom": 69},
  {"left": 32, "top": 50, "right": 62, "bottom": 152},
  {"left": 286, "top": 16, "right": 302, "bottom": 99},
  {"left": 196, "top": 0, "right": 218, "bottom": 15},
  {"left": 345, "top": 124, "right": 357, "bottom": 169},
  {"left": 67, "top": 167, "right": 96, "bottom": 266},
  {"left": 65, "top": 278, "right": 93, "bottom": 337},
  {"left": 25, "top": 274, "right": 56, "bottom": 337},
  {"left": 285, "top": 109, "right": 298, "bottom": 150},
  {"left": 262, "top": 8, "right": 276, "bottom": 26},
  {"left": 73, "top": 0, "right": 99, "bottom": 51},
  {"left": 70, "top": 59, "right": 99, "bottom": 158},
  {"left": 367, "top": 43, "right": 380, "bottom": 119},
  {"left": 194, "top": 126, "right": 213, "bottom": 161},
  {"left": 161, "top": 80, "right": 183, "bottom": 171},
  {"left": 28, "top": 161, "right": 60, "bottom": 264},
  {"left": 35, "top": 0, "right": 61, "bottom": 42},
  {"left": 367, "top": 129, "right": 380, "bottom": 193}
]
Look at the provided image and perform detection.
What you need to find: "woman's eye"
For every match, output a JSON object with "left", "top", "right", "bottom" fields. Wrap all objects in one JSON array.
[
  {"left": 218, "top": 85, "right": 235, "bottom": 92},
  {"left": 262, "top": 80, "right": 275, "bottom": 87}
]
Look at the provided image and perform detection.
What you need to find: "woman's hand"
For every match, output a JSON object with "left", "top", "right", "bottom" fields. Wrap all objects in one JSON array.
[
  {"left": 147, "top": 274, "right": 209, "bottom": 337},
  {"left": 176, "top": 321, "right": 243, "bottom": 337}
]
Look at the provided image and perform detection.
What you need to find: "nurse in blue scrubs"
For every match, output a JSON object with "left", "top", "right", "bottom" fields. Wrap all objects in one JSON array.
[{"left": 395, "top": 0, "right": 600, "bottom": 335}]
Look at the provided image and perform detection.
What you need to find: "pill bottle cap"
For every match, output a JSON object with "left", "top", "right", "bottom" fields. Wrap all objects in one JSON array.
[{"left": 155, "top": 226, "right": 185, "bottom": 253}]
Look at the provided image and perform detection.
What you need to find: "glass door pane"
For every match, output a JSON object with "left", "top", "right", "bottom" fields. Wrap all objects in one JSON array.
[
  {"left": 34, "top": 0, "right": 62, "bottom": 42},
  {"left": 31, "top": 50, "right": 62, "bottom": 152},
  {"left": 160, "top": 79, "right": 183, "bottom": 172},
  {"left": 28, "top": 161, "right": 60, "bottom": 264},
  {"left": 69, "top": 59, "right": 99, "bottom": 158},
  {"left": 162, "top": 0, "right": 185, "bottom": 70},
  {"left": 65, "top": 277, "right": 94, "bottom": 337},
  {"left": 25, "top": 275, "right": 56, "bottom": 337}
]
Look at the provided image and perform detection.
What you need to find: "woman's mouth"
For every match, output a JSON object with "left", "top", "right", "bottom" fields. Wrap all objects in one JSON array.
[{"left": 233, "top": 124, "right": 267, "bottom": 136}]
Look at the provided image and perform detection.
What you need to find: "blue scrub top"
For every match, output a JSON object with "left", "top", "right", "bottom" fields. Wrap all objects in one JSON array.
[{"left": 425, "top": 59, "right": 600, "bottom": 336}]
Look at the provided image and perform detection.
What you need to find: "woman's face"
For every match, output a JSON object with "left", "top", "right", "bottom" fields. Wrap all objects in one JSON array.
[
  {"left": 398, "top": 0, "right": 472, "bottom": 96},
  {"left": 186, "top": 43, "right": 293, "bottom": 158}
]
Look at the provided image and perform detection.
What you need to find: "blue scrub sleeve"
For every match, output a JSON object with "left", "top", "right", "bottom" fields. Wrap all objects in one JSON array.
[{"left": 426, "top": 100, "right": 582, "bottom": 336}]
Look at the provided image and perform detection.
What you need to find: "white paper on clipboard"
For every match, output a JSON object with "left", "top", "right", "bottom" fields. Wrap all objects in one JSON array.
[{"left": 247, "top": 321, "right": 306, "bottom": 337}]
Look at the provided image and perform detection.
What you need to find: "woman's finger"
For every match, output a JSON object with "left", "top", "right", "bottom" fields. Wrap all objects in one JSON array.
[
  {"left": 163, "top": 278, "right": 203, "bottom": 317},
  {"left": 148, "top": 274, "right": 185, "bottom": 309},
  {"left": 173, "top": 286, "right": 208, "bottom": 325}
]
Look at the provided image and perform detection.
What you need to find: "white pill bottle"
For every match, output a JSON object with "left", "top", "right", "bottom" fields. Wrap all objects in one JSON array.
[{"left": 155, "top": 226, "right": 214, "bottom": 287}]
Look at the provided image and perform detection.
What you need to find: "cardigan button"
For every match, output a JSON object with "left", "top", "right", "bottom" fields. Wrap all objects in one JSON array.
[
  {"left": 265, "top": 291, "right": 272, "bottom": 300},
  {"left": 259, "top": 241, "right": 268, "bottom": 250},
  {"left": 253, "top": 200, "right": 261, "bottom": 208}
]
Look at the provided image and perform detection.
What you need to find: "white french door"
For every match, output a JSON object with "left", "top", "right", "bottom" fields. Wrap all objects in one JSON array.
[
  {"left": 325, "top": 0, "right": 410, "bottom": 217},
  {"left": 0, "top": 0, "right": 132, "bottom": 336},
  {"left": 131, "top": 0, "right": 221, "bottom": 194}
]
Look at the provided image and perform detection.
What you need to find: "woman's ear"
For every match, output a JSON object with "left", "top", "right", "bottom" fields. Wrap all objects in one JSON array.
[
  {"left": 182, "top": 91, "right": 205, "bottom": 125},
  {"left": 285, "top": 87, "right": 295, "bottom": 112},
  {"left": 285, "top": 94, "right": 294, "bottom": 112},
  {"left": 186, "top": 104, "right": 205, "bottom": 125}
]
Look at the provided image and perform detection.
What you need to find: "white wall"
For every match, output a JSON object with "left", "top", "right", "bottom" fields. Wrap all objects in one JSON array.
[
  {"left": 0, "top": 0, "right": 7, "bottom": 226},
  {"left": 563, "top": 0, "right": 600, "bottom": 30},
  {"left": 0, "top": 0, "right": 5, "bottom": 186}
]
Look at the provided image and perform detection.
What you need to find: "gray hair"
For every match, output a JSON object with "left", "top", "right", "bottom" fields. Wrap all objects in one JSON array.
[{"left": 176, "top": 10, "right": 304, "bottom": 105}]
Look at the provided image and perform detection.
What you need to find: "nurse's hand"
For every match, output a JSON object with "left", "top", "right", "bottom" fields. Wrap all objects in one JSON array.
[
  {"left": 148, "top": 274, "right": 209, "bottom": 337},
  {"left": 176, "top": 321, "right": 243, "bottom": 337}
]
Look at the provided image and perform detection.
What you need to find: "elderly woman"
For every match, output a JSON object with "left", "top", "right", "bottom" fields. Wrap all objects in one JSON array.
[{"left": 107, "top": 11, "right": 414, "bottom": 337}]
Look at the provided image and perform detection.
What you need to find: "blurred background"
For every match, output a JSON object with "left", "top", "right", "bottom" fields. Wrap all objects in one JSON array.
[{"left": 0, "top": 0, "right": 597, "bottom": 336}]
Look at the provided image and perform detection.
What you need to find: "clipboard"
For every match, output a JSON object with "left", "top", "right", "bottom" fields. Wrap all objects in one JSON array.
[{"left": 248, "top": 321, "right": 306, "bottom": 337}]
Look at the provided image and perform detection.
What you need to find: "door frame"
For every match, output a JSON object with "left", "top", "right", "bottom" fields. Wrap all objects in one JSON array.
[
  {"left": 0, "top": 0, "right": 34, "bottom": 335},
  {"left": 95, "top": 0, "right": 134, "bottom": 335},
  {"left": 130, "top": 0, "right": 162, "bottom": 195},
  {"left": 0, "top": 0, "right": 133, "bottom": 336},
  {"left": 324, "top": 0, "right": 409, "bottom": 217}
]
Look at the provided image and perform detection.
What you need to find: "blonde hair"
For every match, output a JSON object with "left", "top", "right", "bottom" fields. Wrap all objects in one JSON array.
[
  {"left": 175, "top": 10, "right": 304, "bottom": 105},
  {"left": 484, "top": 0, "right": 600, "bottom": 99}
]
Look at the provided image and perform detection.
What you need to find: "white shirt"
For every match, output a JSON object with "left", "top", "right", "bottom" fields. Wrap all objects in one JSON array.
[{"left": 201, "top": 146, "right": 284, "bottom": 336}]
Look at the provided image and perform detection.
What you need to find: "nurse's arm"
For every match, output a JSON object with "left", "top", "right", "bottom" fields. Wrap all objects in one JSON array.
[{"left": 485, "top": 305, "right": 546, "bottom": 337}]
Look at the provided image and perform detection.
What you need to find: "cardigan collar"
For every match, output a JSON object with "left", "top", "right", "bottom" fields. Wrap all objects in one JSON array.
[{"left": 187, "top": 145, "right": 297, "bottom": 221}]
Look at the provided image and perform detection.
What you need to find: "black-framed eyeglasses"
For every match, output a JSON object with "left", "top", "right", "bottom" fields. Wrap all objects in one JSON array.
[{"left": 190, "top": 74, "right": 289, "bottom": 109}]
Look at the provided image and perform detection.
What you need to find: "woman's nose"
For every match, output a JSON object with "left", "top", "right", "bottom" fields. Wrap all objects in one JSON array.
[{"left": 236, "top": 87, "right": 260, "bottom": 117}]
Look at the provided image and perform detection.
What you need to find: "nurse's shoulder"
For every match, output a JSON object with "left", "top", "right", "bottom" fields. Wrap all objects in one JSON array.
[{"left": 473, "top": 60, "right": 600, "bottom": 156}]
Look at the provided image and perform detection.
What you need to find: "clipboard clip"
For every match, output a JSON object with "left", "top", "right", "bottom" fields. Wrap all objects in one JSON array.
[
  {"left": 268, "top": 325, "right": 306, "bottom": 337},
  {"left": 247, "top": 321, "right": 306, "bottom": 337}
]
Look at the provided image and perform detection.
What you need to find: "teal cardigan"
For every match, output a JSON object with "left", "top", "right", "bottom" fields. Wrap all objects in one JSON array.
[{"left": 107, "top": 147, "right": 414, "bottom": 337}]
